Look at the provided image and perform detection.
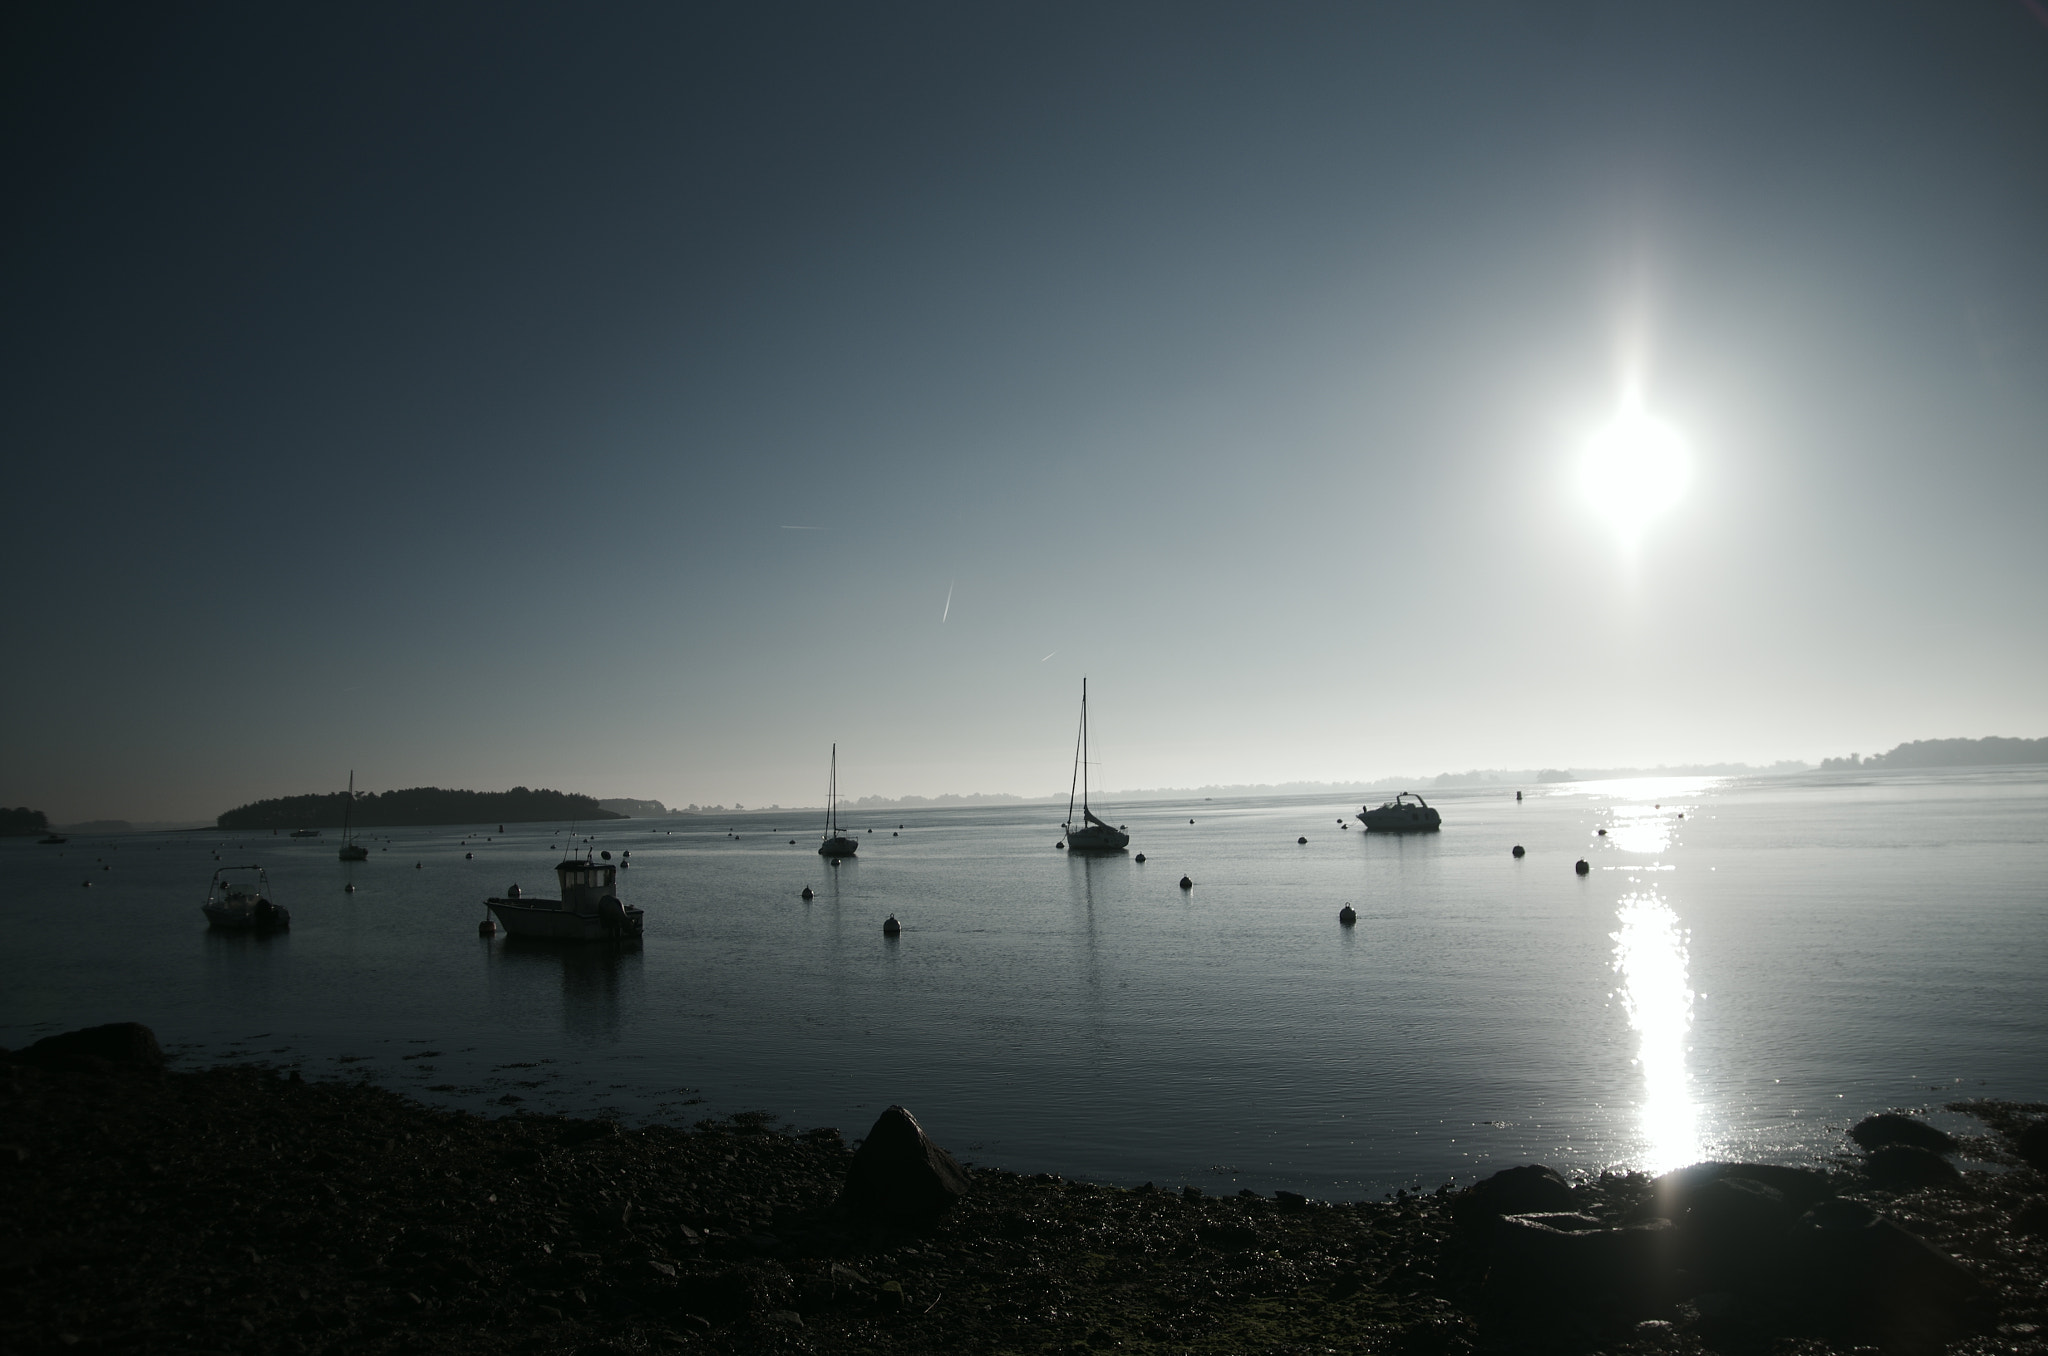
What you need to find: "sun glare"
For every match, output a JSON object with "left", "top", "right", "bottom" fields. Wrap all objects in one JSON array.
[{"left": 1582, "top": 406, "right": 1689, "bottom": 541}]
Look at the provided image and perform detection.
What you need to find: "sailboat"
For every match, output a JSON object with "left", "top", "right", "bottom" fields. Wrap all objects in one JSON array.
[
  {"left": 1062, "top": 678, "right": 1130, "bottom": 852},
  {"left": 818, "top": 744, "right": 858, "bottom": 858},
  {"left": 338, "top": 771, "right": 369, "bottom": 861}
]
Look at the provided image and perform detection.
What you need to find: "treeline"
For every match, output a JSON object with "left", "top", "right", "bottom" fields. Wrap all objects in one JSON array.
[
  {"left": 216, "top": 787, "right": 626, "bottom": 831},
  {"left": 1821, "top": 736, "right": 2048, "bottom": 771},
  {"left": 1, "top": 806, "right": 50, "bottom": 835}
]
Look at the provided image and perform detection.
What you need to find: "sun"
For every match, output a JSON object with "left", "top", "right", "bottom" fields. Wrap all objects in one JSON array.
[{"left": 1582, "top": 406, "right": 1689, "bottom": 541}]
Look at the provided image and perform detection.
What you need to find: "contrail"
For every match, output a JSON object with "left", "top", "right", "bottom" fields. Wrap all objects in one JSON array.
[
  {"left": 780, "top": 525, "right": 820, "bottom": 531},
  {"left": 1040, "top": 651, "right": 1057, "bottom": 662},
  {"left": 942, "top": 582, "right": 953, "bottom": 623}
]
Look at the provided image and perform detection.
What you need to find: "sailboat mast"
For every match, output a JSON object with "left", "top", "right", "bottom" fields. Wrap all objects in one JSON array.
[
  {"left": 1081, "top": 678, "right": 1089, "bottom": 813},
  {"left": 827, "top": 744, "right": 837, "bottom": 836},
  {"left": 344, "top": 770, "right": 353, "bottom": 843},
  {"left": 1066, "top": 687, "right": 1083, "bottom": 829}
]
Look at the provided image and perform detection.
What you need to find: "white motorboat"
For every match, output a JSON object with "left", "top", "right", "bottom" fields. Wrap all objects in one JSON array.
[
  {"left": 818, "top": 744, "right": 858, "bottom": 857},
  {"left": 1061, "top": 678, "right": 1130, "bottom": 852},
  {"left": 203, "top": 865, "right": 290, "bottom": 930},
  {"left": 485, "top": 857, "right": 643, "bottom": 941},
  {"left": 1356, "top": 792, "right": 1441, "bottom": 832}
]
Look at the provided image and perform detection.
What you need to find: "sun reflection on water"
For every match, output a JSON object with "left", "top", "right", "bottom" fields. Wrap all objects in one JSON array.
[{"left": 1612, "top": 891, "right": 1700, "bottom": 1173}]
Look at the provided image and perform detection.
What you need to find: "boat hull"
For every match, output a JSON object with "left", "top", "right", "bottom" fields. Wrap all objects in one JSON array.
[
  {"left": 1357, "top": 808, "right": 1441, "bottom": 832},
  {"left": 1065, "top": 825, "right": 1130, "bottom": 851},
  {"left": 818, "top": 836, "right": 858, "bottom": 857},
  {"left": 486, "top": 897, "right": 644, "bottom": 941},
  {"left": 203, "top": 901, "right": 290, "bottom": 931},
  {"left": 338, "top": 845, "right": 368, "bottom": 862}
]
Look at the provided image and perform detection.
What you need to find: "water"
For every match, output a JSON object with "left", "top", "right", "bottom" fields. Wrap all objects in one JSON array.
[{"left": 4, "top": 769, "right": 2044, "bottom": 1198}]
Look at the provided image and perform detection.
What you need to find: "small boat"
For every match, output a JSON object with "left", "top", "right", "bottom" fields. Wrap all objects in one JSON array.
[
  {"left": 1357, "top": 792, "right": 1441, "bottom": 832},
  {"left": 1061, "top": 678, "right": 1130, "bottom": 852},
  {"left": 484, "top": 857, "right": 643, "bottom": 941},
  {"left": 203, "top": 866, "right": 290, "bottom": 931},
  {"left": 818, "top": 744, "right": 858, "bottom": 858},
  {"left": 37, "top": 833, "right": 67, "bottom": 844},
  {"left": 290, "top": 828, "right": 321, "bottom": 838},
  {"left": 338, "top": 770, "right": 369, "bottom": 862}
]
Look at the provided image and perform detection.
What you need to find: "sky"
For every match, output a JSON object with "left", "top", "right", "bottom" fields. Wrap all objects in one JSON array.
[{"left": 5, "top": 1, "right": 2046, "bottom": 822}]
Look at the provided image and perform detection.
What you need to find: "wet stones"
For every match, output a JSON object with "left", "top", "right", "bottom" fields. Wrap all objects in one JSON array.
[
  {"left": 838, "top": 1105, "right": 971, "bottom": 1224},
  {"left": 2016, "top": 1117, "right": 2048, "bottom": 1171}
]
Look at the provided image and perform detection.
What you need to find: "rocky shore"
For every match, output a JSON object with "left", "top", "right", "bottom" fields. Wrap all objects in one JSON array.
[{"left": 4, "top": 1024, "right": 2044, "bottom": 1355}]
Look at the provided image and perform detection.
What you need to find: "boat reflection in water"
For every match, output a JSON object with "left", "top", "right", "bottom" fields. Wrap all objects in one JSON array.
[
  {"left": 488, "top": 938, "right": 643, "bottom": 1042},
  {"left": 1611, "top": 890, "right": 1700, "bottom": 1174}
]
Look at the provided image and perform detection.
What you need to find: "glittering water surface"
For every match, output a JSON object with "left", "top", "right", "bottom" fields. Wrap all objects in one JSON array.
[{"left": 4, "top": 769, "right": 2044, "bottom": 1197}]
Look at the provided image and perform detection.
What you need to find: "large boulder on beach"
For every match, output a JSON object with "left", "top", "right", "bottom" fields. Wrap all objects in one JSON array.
[
  {"left": 838, "top": 1105, "right": 971, "bottom": 1223},
  {"left": 1862, "top": 1144, "right": 1964, "bottom": 1191},
  {"left": 2015, "top": 1118, "right": 2048, "bottom": 1172},
  {"left": 1788, "top": 1197, "right": 1985, "bottom": 1342},
  {"left": 1451, "top": 1164, "right": 1575, "bottom": 1227},
  {"left": 1849, "top": 1112, "right": 1958, "bottom": 1155},
  {"left": 16, "top": 1022, "right": 164, "bottom": 1073},
  {"left": 1652, "top": 1161, "right": 1836, "bottom": 1217},
  {"left": 1485, "top": 1213, "right": 1678, "bottom": 1313},
  {"left": 1673, "top": 1176, "right": 1795, "bottom": 1289}
]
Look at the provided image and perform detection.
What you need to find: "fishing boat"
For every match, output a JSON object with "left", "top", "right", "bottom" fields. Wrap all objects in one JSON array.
[
  {"left": 338, "top": 770, "right": 369, "bottom": 861},
  {"left": 1356, "top": 792, "right": 1441, "bottom": 832},
  {"left": 203, "top": 865, "right": 290, "bottom": 931},
  {"left": 819, "top": 744, "right": 858, "bottom": 857},
  {"left": 484, "top": 856, "right": 643, "bottom": 941},
  {"left": 290, "top": 828, "right": 321, "bottom": 838},
  {"left": 1062, "top": 678, "right": 1130, "bottom": 852}
]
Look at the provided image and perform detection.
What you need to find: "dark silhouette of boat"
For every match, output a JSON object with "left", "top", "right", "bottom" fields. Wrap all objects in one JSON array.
[
  {"left": 338, "top": 770, "right": 369, "bottom": 861},
  {"left": 203, "top": 865, "right": 289, "bottom": 930},
  {"left": 1356, "top": 792, "right": 1441, "bottom": 832},
  {"left": 819, "top": 744, "right": 858, "bottom": 857},
  {"left": 1062, "top": 678, "right": 1129, "bottom": 852}
]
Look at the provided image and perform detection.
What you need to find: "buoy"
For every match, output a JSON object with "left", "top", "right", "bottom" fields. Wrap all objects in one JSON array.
[
  {"left": 790, "top": 839, "right": 796, "bottom": 845},
  {"left": 1575, "top": 859, "right": 1590, "bottom": 876},
  {"left": 1297, "top": 836, "right": 1308, "bottom": 845},
  {"left": 800, "top": 886, "right": 814, "bottom": 900},
  {"left": 1511, "top": 845, "right": 1525, "bottom": 858},
  {"left": 81, "top": 879, "right": 91, "bottom": 887},
  {"left": 1178, "top": 875, "right": 1193, "bottom": 890},
  {"left": 344, "top": 882, "right": 356, "bottom": 893},
  {"left": 601, "top": 850, "right": 612, "bottom": 860},
  {"left": 1677, "top": 813, "right": 1683, "bottom": 819},
  {"left": 1056, "top": 841, "right": 1065, "bottom": 849},
  {"left": 893, "top": 831, "right": 898, "bottom": 836},
  {"left": 1516, "top": 791, "right": 1522, "bottom": 802},
  {"left": 1339, "top": 905, "right": 1356, "bottom": 926},
  {"left": 1134, "top": 853, "right": 1146, "bottom": 863},
  {"left": 479, "top": 918, "right": 497, "bottom": 937},
  {"left": 622, "top": 850, "right": 630, "bottom": 857},
  {"left": 1597, "top": 828, "right": 1607, "bottom": 836},
  {"left": 415, "top": 862, "right": 422, "bottom": 869},
  {"left": 465, "top": 852, "right": 473, "bottom": 859},
  {"left": 831, "top": 858, "right": 840, "bottom": 866},
  {"left": 882, "top": 915, "right": 901, "bottom": 937},
  {"left": 898, "top": 824, "right": 904, "bottom": 829},
  {"left": 1189, "top": 818, "right": 1195, "bottom": 824}
]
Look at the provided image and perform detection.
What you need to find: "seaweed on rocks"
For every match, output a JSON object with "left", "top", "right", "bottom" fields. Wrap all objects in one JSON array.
[{"left": 2, "top": 1027, "right": 2045, "bottom": 1355}]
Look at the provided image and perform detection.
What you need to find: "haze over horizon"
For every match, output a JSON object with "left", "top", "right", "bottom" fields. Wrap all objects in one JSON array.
[{"left": 6, "top": 3, "right": 2046, "bottom": 824}]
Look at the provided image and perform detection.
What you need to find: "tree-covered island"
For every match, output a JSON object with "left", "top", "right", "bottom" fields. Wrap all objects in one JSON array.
[{"left": 215, "top": 786, "right": 625, "bottom": 831}]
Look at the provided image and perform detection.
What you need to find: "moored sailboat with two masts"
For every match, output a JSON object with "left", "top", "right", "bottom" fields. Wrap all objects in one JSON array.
[
  {"left": 1062, "top": 678, "right": 1130, "bottom": 852},
  {"left": 338, "top": 770, "right": 369, "bottom": 861}
]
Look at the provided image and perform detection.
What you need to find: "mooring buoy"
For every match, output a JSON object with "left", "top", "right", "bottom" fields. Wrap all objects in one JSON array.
[
  {"left": 1512, "top": 845, "right": 1525, "bottom": 858},
  {"left": 1134, "top": 853, "right": 1146, "bottom": 863},
  {"left": 1339, "top": 904, "right": 1356, "bottom": 926},
  {"left": 1298, "top": 836, "right": 1308, "bottom": 845},
  {"left": 478, "top": 918, "right": 497, "bottom": 937},
  {"left": 1179, "top": 875, "right": 1193, "bottom": 890},
  {"left": 1575, "top": 859, "right": 1590, "bottom": 876},
  {"left": 800, "top": 886, "right": 814, "bottom": 900},
  {"left": 882, "top": 915, "right": 901, "bottom": 937}
]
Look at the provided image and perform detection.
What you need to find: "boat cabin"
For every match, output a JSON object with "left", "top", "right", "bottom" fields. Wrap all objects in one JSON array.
[{"left": 554, "top": 859, "right": 618, "bottom": 909}]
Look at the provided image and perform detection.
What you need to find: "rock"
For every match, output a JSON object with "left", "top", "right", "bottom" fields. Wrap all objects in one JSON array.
[
  {"left": 1197, "top": 1220, "right": 1262, "bottom": 1250},
  {"left": 1862, "top": 1144, "right": 1964, "bottom": 1191},
  {"left": 1487, "top": 1213, "right": 1678, "bottom": 1312},
  {"left": 1651, "top": 1162, "right": 1837, "bottom": 1216},
  {"left": 1848, "top": 1112, "right": 1959, "bottom": 1155},
  {"left": 1673, "top": 1176, "right": 1793, "bottom": 1290},
  {"left": 2015, "top": 1117, "right": 2048, "bottom": 1171},
  {"left": 17, "top": 1022, "right": 164, "bottom": 1072},
  {"left": 838, "top": 1105, "right": 970, "bottom": 1223},
  {"left": 2013, "top": 1197, "right": 2048, "bottom": 1236},
  {"left": 676, "top": 1262, "right": 793, "bottom": 1320},
  {"left": 1789, "top": 1196, "right": 1985, "bottom": 1342},
  {"left": 1452, "top": 1164, "right": 1575, "bottom": 1226}
]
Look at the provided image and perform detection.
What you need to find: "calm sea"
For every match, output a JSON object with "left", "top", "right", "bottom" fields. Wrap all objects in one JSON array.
[{"left": 4, "top": 769, "right": 2044, "bottom": 1198}]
